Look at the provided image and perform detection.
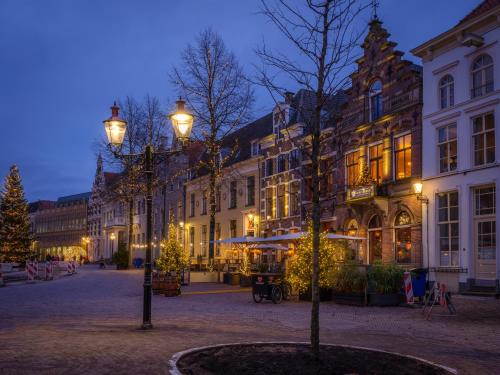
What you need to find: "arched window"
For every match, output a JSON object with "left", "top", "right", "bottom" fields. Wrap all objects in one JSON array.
[
  {"left": 439, "top": 75, "right": 454, "bottom": 109},
  {"left": 368, "top": 215, "right": 382, "bottom": 263},
  {"left": 369, "top": 80, "right": 383, "bottom": 122},
  {"left": 394, "top": 211, "right": 411, "bottom": 263},
  {"left": 471, "top": 54, "right": 494, "bottom": 98}
]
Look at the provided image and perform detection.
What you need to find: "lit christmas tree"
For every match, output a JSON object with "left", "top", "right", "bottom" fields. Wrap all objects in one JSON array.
[
  {"left": 287, "top": 225, "right": 349, "bottom": 293},
  {"left": 0, "top": 165, "right": 33, "bottom": 262},
  {"left": 157, "top": 217, "right": 187, "bottom": 279}
]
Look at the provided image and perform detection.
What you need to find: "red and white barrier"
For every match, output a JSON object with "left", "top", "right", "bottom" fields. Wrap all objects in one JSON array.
[
  {"left": 403, "top": 271, "right": 414, "bottom": 304},
  {"left": 66, "top": 262, "right": 73, "bottom": 276},
  {"left": 71, "top": 261, "right": 77, "bottom": 274},
  {"left": 45, "top": 261, "right": 53, "bottom": 280},
  {"left": 0, "top": 267, "right": 4, "bottom": 287},
  {"left": 26, "top": 262, "right": 36, "bottom": 283}
]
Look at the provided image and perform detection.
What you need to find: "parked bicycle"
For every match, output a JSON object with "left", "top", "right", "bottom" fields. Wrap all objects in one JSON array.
[{"left": 252, "top": 273, "right": 292, "bottom": 304}]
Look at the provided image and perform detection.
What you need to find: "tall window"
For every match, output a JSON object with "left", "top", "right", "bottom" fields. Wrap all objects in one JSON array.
[
  {"left": 215, "top": 223, "right": 221, "bottom": 257},
  {"left": 201, "top": 225, "right": 207, "bottom": 257},
  {"left": 266, "top": 158, "right": 274, "bottom": 176},
  {"left": 265, "top": 187, "right": 276, "bottom": 219},
  {"left": 474, "top": 186, "right": 496, "bottom": 263},
  {"left": 346, "top": 150, "right": 360, "bottom": 187},
  {"left": 439, "top": 75, "right": 454, "bottom": 109},
  {"left": 277, "top": 154, "right": 287, "bottom": 173},
  {"left": 289, "top": 181, "right": 300, "bottom": 216},
  {"left": 438, "top": 124, "right": 457, "bottom": 173},
  {"left": 277, "top": 184, "right": 288, "bottom": 218},
  {"left": 190, "top": 193, "right": 195, "bottom": 217},
  {"left": 201, "top": 191, "right": 207, "bottom": 215},
  {"left": 246, "top": 176, "right": 255, "bottom": 206},
  {"left": 189, "top": 227, "right": 195, "bottom": 256},
  {"left": 289, "top": 149, "right": 300, "bottom": 169},
  {"left": 369, "top": 143, "right": 383, "bottom": 184},
  {"left": 472, "top": 113, "right": 495, "bottom": 166},
  {"left": 395, "top": 211, "right": 411, "bottom": 263},
  {"left": 229, "top": 181, "right": 237, "bottom": 209},
  {"left": 251, "top": 141, "right": 260, "bottom": 156},
  {"left": 230, "top": 220, "right": 237, "bottom": 238},
  {"left": 369, "top": 80, "right": 383, "bottom": 121},
  {"left": 394, "top": 133, "right": 412, "bottom": 180},
  {"left": 471, "top": 54, "right": 494, "bottom": 98},
  {"left": 368, "top": 215, "right": 382, "bottom": 263},
  {"left": 437, "top": 191, "right": 459, "bottom": 266}
]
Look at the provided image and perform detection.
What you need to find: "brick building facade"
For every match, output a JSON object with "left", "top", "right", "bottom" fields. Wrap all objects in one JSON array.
[{"left": 329, "top": 18, "right": 424, "bottom": 267}]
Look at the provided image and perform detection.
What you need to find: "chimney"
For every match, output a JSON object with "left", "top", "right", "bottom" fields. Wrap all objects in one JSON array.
[{"left": 284, "top": 91, "right": 294, "bottom": 104}]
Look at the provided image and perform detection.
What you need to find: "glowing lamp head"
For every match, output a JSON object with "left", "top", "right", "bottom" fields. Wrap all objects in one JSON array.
[
  {"left": 413, "top": 182, "right": 423, "bottom": 195},
  {"left": 169, "top": 98, "right": 194, "bottom": 142},
  {"left": 110, "top": 233, "right": 116, "bottom": 240},
  {"left": 103, "top": 102, "right": 127, "bottom": 146}
]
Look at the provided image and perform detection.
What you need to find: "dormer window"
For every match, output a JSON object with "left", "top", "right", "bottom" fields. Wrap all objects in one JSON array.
[
  {"left": 251, "top": 141, "right": 261, "bottom": 157},
  {"left": 273, "top": 105, "right": 288, "bottom": 139},
  {"left": 369, "top": 80, "right": 383, "bottom": 122}
]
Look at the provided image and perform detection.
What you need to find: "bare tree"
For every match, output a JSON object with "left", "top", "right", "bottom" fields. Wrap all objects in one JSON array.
[
  {"left": 171, "top": 28, "right": 254, "bottom": 265},
  {"left": 98, "top": 95, "right": 168, "bottom": 265},
  {"left": 257, "top": 0, "right": 368, "bottom": 355}
]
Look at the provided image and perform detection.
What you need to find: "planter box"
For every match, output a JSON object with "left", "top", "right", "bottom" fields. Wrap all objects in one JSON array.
[
  {"left": 189, "top": 271, "right": 218, "bottom": 283},
  {"left": 229, "top": 273, "right": 241, "bottom": 286},
  {"left": 299, "top": 288, "right": 333, "bottom": 302},
  {"left": 331, "top": 292, "right": 367, "bottom": 306},
  {"left": 239, "top": 275, "right": 252, "bottom": 287},
  {"left": 368, "top": 293, "right": 403, "bottom": 306}
]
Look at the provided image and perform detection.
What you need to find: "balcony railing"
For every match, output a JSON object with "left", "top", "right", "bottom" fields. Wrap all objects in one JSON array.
[{"left": 471, "top": 81, "right": 494, "bottom": 98}]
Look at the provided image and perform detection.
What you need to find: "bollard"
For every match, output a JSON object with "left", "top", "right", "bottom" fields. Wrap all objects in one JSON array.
[
  {"left": 45, "top": 261, "right": 53, "bottom": 281},
  {"left": 26, "top": 262, "right": 36, "bottom": 283},
  {"left": 403, "top": 271, "right": 414, "bottom": 304}
]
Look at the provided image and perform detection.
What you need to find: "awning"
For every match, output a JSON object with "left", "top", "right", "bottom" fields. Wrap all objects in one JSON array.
[
  {"left": 326, "top": 233, "right": 365, "bottom": 241},
  {"left": 213, "top": 236, "right": 259, "bottom": 244},
  {"left": 247, "top": 243, "right": 288, "bottom": 250},
  {"left": 213, "top": 232, "right": 365, "bottom": 244}
]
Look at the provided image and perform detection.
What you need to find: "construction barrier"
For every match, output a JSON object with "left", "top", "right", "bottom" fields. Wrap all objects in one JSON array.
[
  {"left": 45, "top": 261, "right": 53, "bottom": 281},
  {"left": 403, "top": 271, "right": 414, "bottom": 304},
  {"left": 26, "top": 262, "right": 36, "bottom": 283},
  {"left": 71, "top": 261, "right": 77, "bottom": 274},
  {"left": 0, "top": 267, "right": 4, "bottom": 287},
  {"left": 66, "top": 262, "right": 73, "bottom": 276}
]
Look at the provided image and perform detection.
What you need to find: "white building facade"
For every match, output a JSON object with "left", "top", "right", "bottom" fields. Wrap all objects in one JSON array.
[{"left": 413, "top": 1, "right": 500, "bottom": 293}]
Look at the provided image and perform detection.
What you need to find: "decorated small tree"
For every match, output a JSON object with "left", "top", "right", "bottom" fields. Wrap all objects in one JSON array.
[
  {"left": 287, "top": 225, "right": 349, "bottom": 294},
  {"left": 157, "top": 219, "right": 187, "bottom": 281},
  {"left": 238, "top": 249, "right": 251, "bottom": 276},
  {"left": 0, "top": 165, "right": 33, "bottom": 263}
]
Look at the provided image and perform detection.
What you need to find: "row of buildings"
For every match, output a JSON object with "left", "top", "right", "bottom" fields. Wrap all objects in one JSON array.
[{"left": 29, "top": 1, "right": 499, "bottom": 293}]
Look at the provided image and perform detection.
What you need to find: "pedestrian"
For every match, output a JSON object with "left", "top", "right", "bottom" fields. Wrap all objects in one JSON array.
[{"left": 45, "top": 253, "right": 52, "bottom": 262}]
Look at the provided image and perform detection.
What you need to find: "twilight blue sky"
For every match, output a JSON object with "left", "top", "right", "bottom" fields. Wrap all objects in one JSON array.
[{"left": 0, "top": 0, "right": 481, "bottom": 202}]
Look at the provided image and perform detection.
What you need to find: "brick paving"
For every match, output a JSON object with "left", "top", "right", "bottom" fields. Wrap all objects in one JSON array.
[{"left": 0, "top": 266, "right": 499, "bottom": 374}]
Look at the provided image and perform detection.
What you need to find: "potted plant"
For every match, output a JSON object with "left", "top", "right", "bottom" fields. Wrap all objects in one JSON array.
[
  {"left": 112, "top": 242, "right": 129, "bottom": 270},
  {"left": 330, "top": 264, "right": 367, "bottom": 306},
  {"left": 367, "top": 262, "right": 404, "bottom": 306}
]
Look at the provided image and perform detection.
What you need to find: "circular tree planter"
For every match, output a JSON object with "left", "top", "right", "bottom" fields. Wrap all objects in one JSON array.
[{"left": 170, "top": 342, "right": 456, "bottom": 375}]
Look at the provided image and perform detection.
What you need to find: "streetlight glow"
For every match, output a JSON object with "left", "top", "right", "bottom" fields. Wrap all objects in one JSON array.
[
  {"left": 413, "top": 182, "right": 423, "bottom": 195},
  {"left": 169, "top": 98, "right": 194, "bottom": 142},
  {"left": 103, "top": 102, "right": 127, "bottom": 146}
]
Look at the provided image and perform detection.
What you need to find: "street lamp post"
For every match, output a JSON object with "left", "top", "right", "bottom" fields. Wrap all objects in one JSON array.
[
  {"left": 413, "top": 182, "right": 430, "bottom": 270},
  {"left": 103, "top": 99, "right": 194, "bottom": 329}
]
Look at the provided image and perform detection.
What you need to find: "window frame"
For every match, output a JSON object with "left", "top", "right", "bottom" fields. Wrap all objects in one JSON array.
[
  {"left": 471, "top": 54, "right": 494, "bottom": 98},
  {"left": 345, "top": 149, "right": 360, "bottom": 187},
  {"left": 437, "top": 123, "right": 458, "bottom": 173},
  {"left": 436, "top": 191, "right": 460, "bottom": 267},
  {"left": 369, "top": 80, "right": 383, "bottom": 122},
  {"left": 368, "top": 142, "right": 383, "bottom": 184},
  {"left": 439, "top": 74, "right": 454, "bottom": 109},
  {"left": 471, "top": 112, "right": 495, "bottom": 167},
  {"left": 394, "top": 132, "right": 412, "bottom": 180}
]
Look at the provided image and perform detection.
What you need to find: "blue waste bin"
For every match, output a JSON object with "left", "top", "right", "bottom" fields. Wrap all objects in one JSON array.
[
  {"left": 133, "top": 258, "right": 144, "bottom": 269},
  {"left": 410, "top": 268, "right": 428, "bottom": 297}
]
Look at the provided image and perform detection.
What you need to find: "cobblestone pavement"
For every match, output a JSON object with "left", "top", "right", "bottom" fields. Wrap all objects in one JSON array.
[{"left": 0, "top": 266, "right": 499, "bottom": 374}]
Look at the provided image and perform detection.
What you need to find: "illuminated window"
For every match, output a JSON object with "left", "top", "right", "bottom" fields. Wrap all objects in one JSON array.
[
  {"left": 266, "top": 187, "right": 276, "bottom": 219},
  {"left": 395, "top": 212, "right": 411, "bottom": 263},
  {"left": 369, "top": 143, "right": 383, "bottom": 184},
  {"left": 189, "top": 227, "right": 195, "bottom": 257},
  {"left": 201, "top": 225, "right": 207, "bottom": 257},
  {"left": 289, "top": 181, "right": 300, "bottom": 216},
  {"left": 230, "top": 220, "right": 237, "bottom": 238},
  {"left": 438, "top": 124, "right": 457, "bottom": 173},
  {"left": 346, "top": 150, "right": 360, "bottom": 187},
  {"left": 277, "top": 154, "right": 287, "bottom": 173},
  {"left": 439, "top": 75, "right": 454, "bottom": 109},
  {"left": 472, "top": 113, "right": 495, "bottom": 166},
  {"left": 471, "top": 54, "right": 493, "bottom": 98},
  {"left": 277, "top": 184, "right": 288, "bottom": 218},
  {"left": 394, "top": 134, "right": 412, "bottom": 180},
  {"left": 437, "top": 191, "right": 459, "bottom": 266},
  {"left": 201, "top": 191, "right": 207, "bottom": 215}
]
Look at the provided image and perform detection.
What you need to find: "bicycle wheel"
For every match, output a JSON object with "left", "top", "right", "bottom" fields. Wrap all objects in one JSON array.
[
  {"left": 271, "top": 285, "right": 283, "bottom": 304},
  {"left": 253, "top": 290, "right": 263, "bottom": 303},
  {"left": 282, "top": 282, "right": 292, "bottom": 301}
]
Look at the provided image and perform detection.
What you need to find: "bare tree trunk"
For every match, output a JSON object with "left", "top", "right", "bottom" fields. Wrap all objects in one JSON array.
[
  {"left": 208, "top": 167, "right": 216, "bottom": 263},
  {"left": 128, "top": 199, "right": 134, "bottom": 266}
]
